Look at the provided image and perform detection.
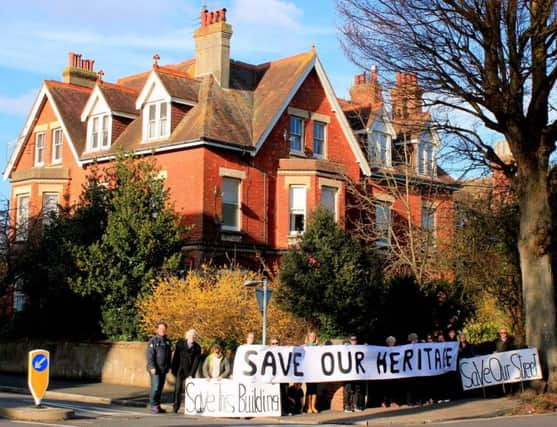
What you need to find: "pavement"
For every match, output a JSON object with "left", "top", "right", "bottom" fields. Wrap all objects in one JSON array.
[{"left": 0, "top": 373, "right": 519, "bottom": 425}]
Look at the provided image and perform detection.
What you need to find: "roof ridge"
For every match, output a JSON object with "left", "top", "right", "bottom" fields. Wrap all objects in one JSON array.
[
  {"left": 98, "top": 81, "right": 139, "bottom": 94},
  {"left": 44, "top": 80, "right": 93, "bottom": 93},
  {"left": 156, "top": 66, "right": 197, "bottom": 80},
  {"left": 116, "top": 71, "right": 150, "bottom": 84}
]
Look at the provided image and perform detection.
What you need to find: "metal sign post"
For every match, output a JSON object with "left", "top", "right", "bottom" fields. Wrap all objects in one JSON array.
[{"left": 28, "top": 349, "right": 50, "bottom": 406}]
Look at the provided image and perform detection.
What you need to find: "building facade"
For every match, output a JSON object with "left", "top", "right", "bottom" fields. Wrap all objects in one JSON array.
[{"left": 3, "top": 7, "right": 458, "bottom": 312}]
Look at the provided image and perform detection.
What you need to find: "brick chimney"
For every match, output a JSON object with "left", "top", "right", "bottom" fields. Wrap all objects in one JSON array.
[
  {"left": 62, "top": 52, "right": 98, "bottom": 88},
  {"left": 349, "top": 66, "right": 382, "bottom": 108},
  {"left": 390, "top": 72, "right": 423, "bottom": 121},
  {"left": 193, "top": 8, "right": 232, "bottom": 88}
]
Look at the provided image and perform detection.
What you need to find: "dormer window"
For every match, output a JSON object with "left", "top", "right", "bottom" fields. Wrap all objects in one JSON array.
[
  {"left": 87, "top": 114, "right": 111, "bottom": 152},
  {"left": 418, "top": 142, "right": 435, "bottom": 176},
  {"left": 368, "top": 130, "right": 391, "bottom": 167},
  {"left": 144, "top": 101, "right": 170, "bottom": 141}
]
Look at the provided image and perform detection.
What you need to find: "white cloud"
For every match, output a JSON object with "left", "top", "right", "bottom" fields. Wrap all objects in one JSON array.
[
  {"left": 0, "top": 90, "right": 38, "bottom": 117},
  {"left": 229, "top": 0, "right": 303, "bottom": 30}
]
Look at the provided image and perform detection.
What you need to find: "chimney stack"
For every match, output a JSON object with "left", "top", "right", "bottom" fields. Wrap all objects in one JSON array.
[
  {"left": 391, "top": 71, "right": 423, "bottom": 120},
  {"left": 349, "top": 66, "right": 382, "bottom": 108},
  {"left": 62, "top": 52, "right": 98, "bottom": 88},
  {"left": 193, "top": 8, "right": 232, "bottom": 88}
]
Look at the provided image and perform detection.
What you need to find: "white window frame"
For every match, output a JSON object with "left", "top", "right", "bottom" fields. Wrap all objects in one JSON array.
[
  {"left": 87, "top": 113, "right": 111, "bottom": 152},
  {"left": 221, "top": 177, "right": 241, "bottom": 231},
  {"left": 16, "top": 194, "right": 30, "bottom": 241},
  {"left": 52, "top": 128, "right": 63, "bottom": 164},
  {"left": 375, "top": 201, "right": 392, "bottom": 247},
  {"left": 321, "top": 186, "right": 337, "bottom": 220},
  {"left": 289, "top": 116, "right": 304, "bottom": 154},
  {"left": 368, "top": 130, "right": 392, "bottom": 167},
  {"left": 418, "top": 142, "right": 434, "bottom": 176},
  {"left": 289, "top": 185, "right": 306, "bottom": 235},
  {"left": 42, "top": 192, "right": 59, "bottom": 227},
  {"left": 34, "top": 132, "right": 45, "bottom": 166},
  {"left": 143, "top": 101, "right": 171, "bottom": 142},
  {"left": 313, "top": 121, "right": 326, "bottom": 158}
]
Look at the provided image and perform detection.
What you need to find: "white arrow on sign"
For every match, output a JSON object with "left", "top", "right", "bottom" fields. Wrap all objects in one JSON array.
[{"left": 34, "top": 356, "right": 47, "bottom": 370}]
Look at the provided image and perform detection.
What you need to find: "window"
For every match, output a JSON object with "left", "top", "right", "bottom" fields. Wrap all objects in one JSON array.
[
  {"left": 418, "top": 143, "right": 434, "bottom": 175},
  {"left": 222, "top": 177, "right": 241, "bottom": 231},
  {"left": 42, "top": 193, "right": 59, "bottom": 227},
  {"left": 290, "top": 116, "right": 303, "bottom": 153},
  {"left": 34, "top": 132, "right": 45, "bottom": 166},
  {"left": 369, "top": 131, "right": 391, "bottom": 167},
  {"left": 321, "top": 186, "right": 337, "bottom": 219},
  {"left": 88, "top": 114, "right": 111, "bottom": 151},
  {"left": 16, "top": 194, "right": 29, "bottom": 240},
  {"left": 289, "top": 186, "right": 306, "bottom": 234},
  {"left": 145, "top": 101, "right": 170, "bottom": 141},
  {"left": 422, "top": 205, "right": 435, "bottom": 245},
  {"left": 375, "top": 201, "right": 391, "bottom": 246},
  {"left": 52, "top": 128, "right": 63, "bottom": 163},
  {"left": 313, "top": 122, "right": 325, "bottom": 157},
  {"left": 13, "top": 277, "right": 25, "bottom": 313}
]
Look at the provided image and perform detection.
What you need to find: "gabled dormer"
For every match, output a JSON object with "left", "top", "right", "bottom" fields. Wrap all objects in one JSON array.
[
  {"left": 416, "top": 121, "right": 440, "bottom": 177},
  {"left": 81, "top": 86, "right": 112, "bottom": 152},
  {"left": 343, "top": 68, "right": 395, "bottom": 169},
  {"left": 135, "top": 64, "right": 198, "bottom": 143},
  {"left": 391, "top": 72, "right": 439, "bottom": 177},
  {"left": 81, "top": 81, "right": 139, "bottom": 153}
]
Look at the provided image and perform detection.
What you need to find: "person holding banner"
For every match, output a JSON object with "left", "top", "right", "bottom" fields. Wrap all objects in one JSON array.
[
  {"left": 171, "top": 328, "right": 202, "bottom": 413},
  {"left": 304, "top": 331, "right": 319, "bottom": 413},
  {"left": 380, "top": 336, "right": 400, "bottom": 409},
  {"left": 202, "top": 344, "right": 231, "bottom": 380},
  {"left": 344, "top": 335, "right": 366, "bottom": 412},
  {"left": 146, "top": 322, "right": 172, "bottom": 414}
]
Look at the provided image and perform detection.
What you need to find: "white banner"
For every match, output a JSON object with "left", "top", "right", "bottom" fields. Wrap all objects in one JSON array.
[
  {"left": 184, "top": 378, "right": 281, "bottom": 417},
  {"left": 233, "top": 342, "right": 459, "bottom": 383},
  {"left": 459, "top": 347, "right": 542, "bottom": 390}
]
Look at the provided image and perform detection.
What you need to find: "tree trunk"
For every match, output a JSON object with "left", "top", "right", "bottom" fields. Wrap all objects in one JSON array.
[{"left": 518, "top": 170, "right": 557, "bottom": 391}]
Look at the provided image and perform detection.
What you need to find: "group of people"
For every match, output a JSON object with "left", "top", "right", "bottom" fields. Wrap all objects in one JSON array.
[
  {"left": 146, "top": 322, "right": 515, "bottom": 415},
  {"left": 146, "top": 322, "right": 230, "bottom": 414}
]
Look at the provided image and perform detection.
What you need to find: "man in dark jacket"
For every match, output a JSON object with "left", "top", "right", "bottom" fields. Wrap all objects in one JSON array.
[
  {"left": 171, "top": 328, "right": 201, "bottom": 413},
  {"left": 146, "top": 322, "right": 172, "bottom": 413}
]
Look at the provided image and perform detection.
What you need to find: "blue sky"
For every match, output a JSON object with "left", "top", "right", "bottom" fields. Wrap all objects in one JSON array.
[{"left": 0, "top": 0, "right": 498, "bottom": 202}]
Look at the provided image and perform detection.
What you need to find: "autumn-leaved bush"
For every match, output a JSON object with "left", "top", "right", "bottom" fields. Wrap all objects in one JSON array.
[{"left": 137, "top": 266, "right": 308, "bottom": 346}]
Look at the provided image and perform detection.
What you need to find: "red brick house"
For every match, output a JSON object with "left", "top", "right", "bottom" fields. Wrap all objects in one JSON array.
[
  {"left": 341, "top": 68, "right": 458, "bottom": 279},
  {"left": 3, "top": 7, "right": 458, "bottom": 304}
]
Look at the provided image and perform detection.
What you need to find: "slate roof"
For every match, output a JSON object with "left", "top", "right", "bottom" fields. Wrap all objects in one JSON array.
[
  {"left": 45, "top": 81, "right": 92, "bottom": 156},
  {"left": 97, "top": 82, "right": 139, "bottom": 116},
  {"left": 46, "top": 51, "right": 316, "bottom": 160}
]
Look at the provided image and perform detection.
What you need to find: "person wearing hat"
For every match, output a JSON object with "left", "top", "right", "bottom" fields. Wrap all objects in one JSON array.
[{"left": 343, "top": 335, "right": 366, "bottom": 412}]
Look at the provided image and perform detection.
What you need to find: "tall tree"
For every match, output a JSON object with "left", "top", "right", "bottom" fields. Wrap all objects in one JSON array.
[
  {"left": 337, "top": 0, "right": 557, "bottom": 390},
  {"left": 70, "top": 154, "right": 187, "bottom": 340},
  {"left": 277, "top": 207, "right": 384, "bottom": 339}
]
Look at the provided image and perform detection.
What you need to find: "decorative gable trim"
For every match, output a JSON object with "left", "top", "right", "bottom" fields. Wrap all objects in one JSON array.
[
  {"left": 3, "top": 84, "right": 82, "bottom": 180},
  {"left": 253, "top": 54, "right": 371, "bottom": 176},
  {"left": 135, "top": 72, "right": 170, "bottom": 109},
  {"left": 135, "top": 71, "right": 197, "bottom": 110},
  {"left": 81, "top": 85, "right": 110, "bottom": 122}
]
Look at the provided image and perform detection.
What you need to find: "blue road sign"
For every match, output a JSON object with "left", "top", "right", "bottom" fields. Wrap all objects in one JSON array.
[{"left": 31, "top": 354, "right": 49, "bottom": 372}]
